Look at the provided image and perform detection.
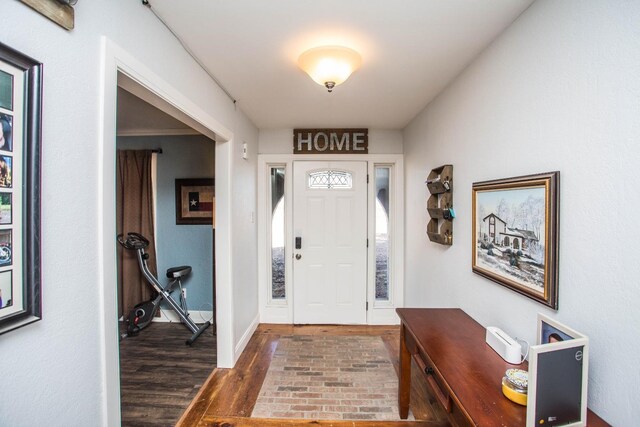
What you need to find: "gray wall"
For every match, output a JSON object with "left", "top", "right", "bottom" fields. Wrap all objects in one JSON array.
[
  {"left": 259, "top": 128, "right": 403, "bottom": 154},
  {"left": 117, "top": 135, "right": 215, "bottom": 312},
  {"left": 403, "top": 1, "right": 639, "bottom": 424},
  {"left": 0, "top": 1, "right": 259, "bottom": 425}
]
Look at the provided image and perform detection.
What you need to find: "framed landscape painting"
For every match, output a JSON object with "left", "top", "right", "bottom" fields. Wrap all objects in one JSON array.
[{"left": 472, "top": 172, "right": 559, "bottom": 309}]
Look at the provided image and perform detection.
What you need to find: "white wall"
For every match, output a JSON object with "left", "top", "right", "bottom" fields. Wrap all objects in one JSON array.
[
  {"left": 259, "top": 128, "right": 403, "bottom": 154},
  {"left": 403, "top": 1, "right": 639, "bottom": 424},
  {"left": 231, "top": 113, "right": 260, "bottom": 354},
  {"left": 0, "top": 1, "right": 258, "bottom": 426}
]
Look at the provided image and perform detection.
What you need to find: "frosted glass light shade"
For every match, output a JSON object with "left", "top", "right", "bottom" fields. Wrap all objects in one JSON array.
[{"left": 298, "top": 46, "right": 362, "bottom": 91}]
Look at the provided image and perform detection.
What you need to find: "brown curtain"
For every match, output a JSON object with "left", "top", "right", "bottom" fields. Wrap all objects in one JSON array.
[{"left": 116, "top": 150, "right": 158, "bottom": 318}]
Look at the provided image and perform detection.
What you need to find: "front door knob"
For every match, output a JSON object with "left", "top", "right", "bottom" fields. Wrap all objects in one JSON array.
[{"left": 295, "top": 254, "right": 302, "bottom": 260}]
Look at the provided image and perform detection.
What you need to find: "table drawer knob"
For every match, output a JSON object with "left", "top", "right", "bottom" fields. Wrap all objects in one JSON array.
[
  {"left": 412, "top": 354, "right": 452, "bottom": 414},
  {"left": 423, "top": 366, "right": 452, "bottom": 414}
]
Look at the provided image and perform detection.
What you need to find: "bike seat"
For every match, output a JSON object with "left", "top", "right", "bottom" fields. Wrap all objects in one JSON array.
[{"left": 166, "top": 266, "right": 192, "bottom": 278}]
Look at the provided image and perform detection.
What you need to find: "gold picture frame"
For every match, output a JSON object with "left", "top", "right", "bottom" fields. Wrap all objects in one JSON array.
[{"left": 472, "top": 172, "right": 559, "bottom": 309}]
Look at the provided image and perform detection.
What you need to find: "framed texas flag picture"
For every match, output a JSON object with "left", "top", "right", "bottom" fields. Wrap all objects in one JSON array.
[{"left": 175, "top": 178, "right": 215, "bottom": 225}]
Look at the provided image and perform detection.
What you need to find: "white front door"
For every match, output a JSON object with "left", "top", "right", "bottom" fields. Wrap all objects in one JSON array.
[{"left": 292, "top": 161, "right": 368, "bottom": 324}]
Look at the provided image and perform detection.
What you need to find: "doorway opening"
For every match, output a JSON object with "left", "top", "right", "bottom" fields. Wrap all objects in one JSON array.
[
  {"left": 100, "top": 39, "right": 236, "bottom": 426},
  {"left": 115, "top": 73, "right": 217, "bottom": 425},
  {"left": 258, "top": 154, "right": 404, "bottom": 326}
]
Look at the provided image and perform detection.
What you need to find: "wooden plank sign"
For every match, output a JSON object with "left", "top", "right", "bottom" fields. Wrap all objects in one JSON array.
[
  {"left": 20, "top": 0, "right": 75, "bottom": 30},
  {"left": 293, "top": 129, "right": 368, "bottom": 154}
]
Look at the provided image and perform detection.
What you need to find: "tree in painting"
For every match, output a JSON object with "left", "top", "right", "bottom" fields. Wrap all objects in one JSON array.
[{"left": 476, "top": 187, "right": 546, "bottom": 292}]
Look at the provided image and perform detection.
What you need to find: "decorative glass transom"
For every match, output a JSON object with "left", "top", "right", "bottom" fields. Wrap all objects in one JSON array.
[{"left": 308, "top": 170, "right": 353, "bottom": 189}]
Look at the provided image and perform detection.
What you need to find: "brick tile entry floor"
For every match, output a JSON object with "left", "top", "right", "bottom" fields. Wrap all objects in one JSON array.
[{"left": 251, "top": 335, "right": 413, "bottom": 421}]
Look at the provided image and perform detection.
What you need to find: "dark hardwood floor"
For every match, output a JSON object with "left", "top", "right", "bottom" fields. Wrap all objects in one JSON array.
[
  {"left": 118, "top": 322, "right": 608, "bottom": 427},
  {"left": 119, "top": 322, "right": 217, "bottom": 427},
  {"left": 178, "top": 324, "right": 449, "bottom": 427}
]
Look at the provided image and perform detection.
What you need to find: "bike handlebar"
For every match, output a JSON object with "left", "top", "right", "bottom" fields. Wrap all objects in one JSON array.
[{"left": 117, "top": 232, "right": 150, "bottom": 250}]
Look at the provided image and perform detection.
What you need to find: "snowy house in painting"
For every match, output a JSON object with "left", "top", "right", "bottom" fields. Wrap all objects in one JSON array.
[
  {"left": 499, "top": 228, "right": 539, "bottom": 250},
  {"left": 481, "top": 213, "right": 507, "bottom": 243},
  {"left": 482, "top": 213, "right": 539, "bottom": 250}
]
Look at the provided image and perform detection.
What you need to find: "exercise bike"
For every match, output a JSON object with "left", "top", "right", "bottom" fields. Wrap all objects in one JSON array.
[{"left": 117, "top": 232, "right": 211, "bottom": 345}]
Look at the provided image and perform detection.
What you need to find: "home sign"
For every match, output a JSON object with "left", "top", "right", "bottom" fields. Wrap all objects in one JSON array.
[{"left": 293, "top": 128, "right": 368, "bottom": 154}]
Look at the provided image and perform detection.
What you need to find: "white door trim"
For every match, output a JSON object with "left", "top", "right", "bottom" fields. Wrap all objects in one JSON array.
[
  {"left": 257, "top": 154, "right": 404, "bottom": 326},
  {"left": 99, "top": 37, "right": 234, "bottom": 426}
]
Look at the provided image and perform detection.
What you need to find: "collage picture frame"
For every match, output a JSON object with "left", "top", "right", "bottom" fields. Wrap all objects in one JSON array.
[{"left": 0, "top": 42, "right": 42, "bottom": 335}]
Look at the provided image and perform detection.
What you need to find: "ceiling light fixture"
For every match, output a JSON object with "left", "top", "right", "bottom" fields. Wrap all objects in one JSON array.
[{"left": 298, "top": 46, "right": 362, "bottom": 92}]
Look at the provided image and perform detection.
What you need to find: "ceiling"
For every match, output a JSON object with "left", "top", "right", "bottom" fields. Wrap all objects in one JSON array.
[
  {"left": 148, "top": 0, "right": 534, "bottom": 129},
  {"left": 116, "top": 73, "right": 217, "bottom": 140},
  {"left": 117, "top": 87, "right": 196, "bottom": 136}
]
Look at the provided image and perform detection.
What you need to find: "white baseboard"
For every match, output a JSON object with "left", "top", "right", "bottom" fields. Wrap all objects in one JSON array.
[
  {"left": 234, "top": 313, "right": 260, "bottom": 362},
  {"left": 367, "top": 307, "right": 401, "bottom": 325},
  {"left": 152, "top": 309, "right": 214, "bottom": 324}
]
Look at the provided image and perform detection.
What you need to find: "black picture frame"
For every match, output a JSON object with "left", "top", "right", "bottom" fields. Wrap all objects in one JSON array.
[
  {"left": 472, "top": 171, "right": 559, "bottom": 309},
  {"left": 0, "top": 42, "right": 42, "bottom": 335},
  {"left": 527, "top": 314, "right": 588, "bottom": 426},
  {"left": 175, "top": 178, "right": 215, "bottom": 225}
]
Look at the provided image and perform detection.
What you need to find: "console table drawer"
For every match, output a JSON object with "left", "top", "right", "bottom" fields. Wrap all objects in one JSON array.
[
  {"left": 413, "top": 351, "right": 473, "bottom": 426},
  {"left": 412, "top": 352, "right": 451, "bottom": 413}
]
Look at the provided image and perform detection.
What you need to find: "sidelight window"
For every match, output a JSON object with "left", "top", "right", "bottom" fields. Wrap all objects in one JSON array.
[
  {"left": 270, "top": 167, "right": 285, "bottom": 299},
  {"left": 375, "top": 166, "right": 391, "bottom": 301}
]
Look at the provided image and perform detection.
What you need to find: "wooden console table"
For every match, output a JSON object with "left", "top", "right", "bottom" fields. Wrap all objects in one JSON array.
[{"left": 396, "top": 308, "right": 608, "bottom": 426}]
